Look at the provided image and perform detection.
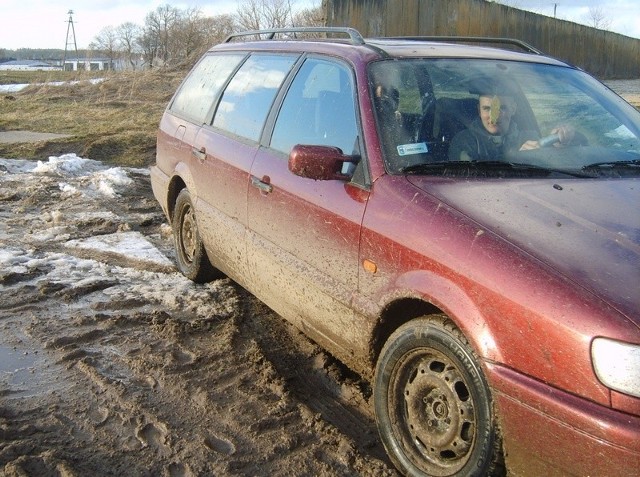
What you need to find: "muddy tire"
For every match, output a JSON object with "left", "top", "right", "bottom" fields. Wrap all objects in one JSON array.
[
  {"left": 374, "top": 315, "right": 503, "bottom": 477},
  {"left": 173, "top": 189, "right": 219, "bottom": 283}
]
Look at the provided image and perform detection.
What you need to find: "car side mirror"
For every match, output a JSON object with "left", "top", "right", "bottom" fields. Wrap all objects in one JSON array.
[{"left": 288, "top": 144, "right": 355, "bottom": 181}]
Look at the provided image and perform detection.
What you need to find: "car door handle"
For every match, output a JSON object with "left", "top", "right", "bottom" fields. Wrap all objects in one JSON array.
[
  {"left": 191, "top": 146, "right": 206, "bottom": 162},
  {"left": 251, "top": 175, "right": 273, "bottom": 194}
]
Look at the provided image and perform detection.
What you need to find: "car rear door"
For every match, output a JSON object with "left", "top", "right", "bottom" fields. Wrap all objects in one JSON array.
[
  {"left": 157, "top": 53, "right": 247, "bottom": 199},
  {"left": 247, "top": 57, "right": 370, "bottom": 356},
  {"left": 190, "top": 53, "right": 299, "bottom": 285}
]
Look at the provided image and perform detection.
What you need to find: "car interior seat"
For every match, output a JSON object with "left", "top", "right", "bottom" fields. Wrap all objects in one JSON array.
[
  {"left": 431, "top": 97, "right": 479, "bottom": 146},
  {"left": 417, "top": 97, "right": 479, "bottom": 161}
]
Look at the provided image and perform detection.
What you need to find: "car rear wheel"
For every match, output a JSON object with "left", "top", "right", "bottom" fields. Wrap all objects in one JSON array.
[
  {"left": 374, "top": 315, "right": 503, "bottom": 477},
  {"left": 173, "top": 189, "right": 220, "bottom": 283}
]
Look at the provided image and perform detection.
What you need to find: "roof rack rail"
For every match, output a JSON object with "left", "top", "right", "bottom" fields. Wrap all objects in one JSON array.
[
  {"left": 385, "top": 36, "right": 542, "bottom": 55},
  {"left": 224, "top": 27, "right": 365, "bottom": 45}
]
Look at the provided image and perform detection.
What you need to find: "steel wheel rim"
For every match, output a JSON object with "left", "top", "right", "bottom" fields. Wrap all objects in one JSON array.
[
  {"left": 180, "top": 204, "right": 198, "bottom": 263},
  {"left": 389, "top": 348, "right": 476, "bottom": 475}
]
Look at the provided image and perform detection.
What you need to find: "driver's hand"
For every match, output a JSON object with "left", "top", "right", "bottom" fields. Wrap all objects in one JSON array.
[
  {"left": 519, "top": 140, "right": 540, "bottom": 151},
  {"left": 551, "top": 125, "right": 575, "bottom": 145}
]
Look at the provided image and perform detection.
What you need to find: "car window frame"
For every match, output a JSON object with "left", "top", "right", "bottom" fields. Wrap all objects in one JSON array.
[
  {"left": 208, "top": 51, "right": 301, "bottom": 145},
  {"left": 262, "top": 53, "right": 371, "bottom": 190},
  {"left": 167, "top": 51, "right": 249, "bottom": 126}
]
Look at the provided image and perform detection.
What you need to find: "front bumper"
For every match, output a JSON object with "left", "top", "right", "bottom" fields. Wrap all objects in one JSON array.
[{"left": 486, "top": 362, "right": 640, "bottom": 476}]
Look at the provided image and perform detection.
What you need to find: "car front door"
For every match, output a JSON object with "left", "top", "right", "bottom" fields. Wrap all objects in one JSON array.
[{"left": 247, "top": 57, "right": 370, "bottom": 358}]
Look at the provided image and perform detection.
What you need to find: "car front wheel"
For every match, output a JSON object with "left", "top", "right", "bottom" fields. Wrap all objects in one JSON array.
[
  {"left": 374, "top": 315, "right": 503, "bottom": 476},
  {"left": 173, "top": 189, "right": 220, "bottom": 283}
]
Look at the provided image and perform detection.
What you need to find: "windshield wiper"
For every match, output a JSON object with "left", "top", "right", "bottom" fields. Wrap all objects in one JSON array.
[
  {"left": 582, "top": 159, "right": 640, "bottom": 170},
  {"left": 401, "top": 160, "right": 592, "bottom": 178},
  {"left": 401, "top": 160, "right": 511, "bottom": 173}
]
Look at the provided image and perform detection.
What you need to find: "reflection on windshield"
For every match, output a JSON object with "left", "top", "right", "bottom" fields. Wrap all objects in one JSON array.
[{"left": 369, "top": 59, "right": 640, "bottom": 177}]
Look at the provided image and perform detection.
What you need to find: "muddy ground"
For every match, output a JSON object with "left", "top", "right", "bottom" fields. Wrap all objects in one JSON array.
[
  {"left": 0, "top": 156, "right": 397, "bottom": 477},
  {"left": 1, "top": 79, "right": 638, "bottom": 477}
]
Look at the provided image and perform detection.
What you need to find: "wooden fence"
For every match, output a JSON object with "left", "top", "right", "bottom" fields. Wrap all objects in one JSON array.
[{"left": 325, "top": 0, "right": 640, "bottom": 79}]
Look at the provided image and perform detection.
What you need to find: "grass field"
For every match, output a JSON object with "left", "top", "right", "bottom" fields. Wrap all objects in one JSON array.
[{"left": 0, "top": 69, "right": 185, "bottom": 167}]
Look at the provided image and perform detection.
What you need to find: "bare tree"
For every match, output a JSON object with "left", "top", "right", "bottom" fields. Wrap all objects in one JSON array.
[
  {"left": 235, "top": 0, "right": 295, "bottom": 31},
  {"left": 113, "top": 22, "right": 142, "bottom": 70},
  {"left": 137, "top": 28, "right": 157, "bottom": 69},
  {"left": 200, "top": 14, "right": 237, "bottom": 48},
  {"left": 292, "top": 4, "right": 325, "bottom": 27},
  {"left": 172, "top": 7, "right": 207, "bottom": 62},
  {"left": 174, "top": 13, "right": 238, "bottom": 66},
  {"left": 142, "top": 4, "right": 181, "bottom": 67},
  {"left": 90, "top": 26, "right": 118, "bottom": 69},
  {"left": 584, "top": 6, "right": 611, "bottom": 31},
  {"left": 90, "top": 1, "right": 325, "bottom": 70}
]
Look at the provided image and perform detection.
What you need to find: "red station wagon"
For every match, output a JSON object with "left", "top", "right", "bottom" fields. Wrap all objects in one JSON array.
[{"left": 150, "top": 28, "right": 640, "bottom": 476}]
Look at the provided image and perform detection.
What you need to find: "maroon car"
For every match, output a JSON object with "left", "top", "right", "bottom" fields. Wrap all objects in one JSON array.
[{"left": 150, "top": 28, "right": 640, "bottom": 476}]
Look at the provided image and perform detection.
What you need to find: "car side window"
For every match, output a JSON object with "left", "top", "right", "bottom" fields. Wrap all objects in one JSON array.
[
  {"left": 170, "top": 53, "right": 245, "bottom": 124},
  {"left": 270, "top": 58, "right": 358, "bottom": 155},
  {"left": 212, "top": 54, "right": 298, "bottom": 142}
]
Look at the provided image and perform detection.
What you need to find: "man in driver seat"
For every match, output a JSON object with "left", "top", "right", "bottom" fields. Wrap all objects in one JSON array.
[{"left": 448, "top": 80, "right": 576, "bottom": 162}]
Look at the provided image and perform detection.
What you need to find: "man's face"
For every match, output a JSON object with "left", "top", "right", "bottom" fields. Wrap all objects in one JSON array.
[{"left": 478, "top": 95, "right": 516, "bottom": 135}]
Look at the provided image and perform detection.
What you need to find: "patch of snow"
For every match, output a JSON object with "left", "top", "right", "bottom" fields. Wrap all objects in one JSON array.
[
  {"left": 0, "top": 153, "right": 237, "bottom": 321},
  {"left": 0, "top": 84, "right": 29, "bottom": 93},
  {"left": 65, "top": 231, "right": 173, "bottom": 267},
  {"left": 33, "top": 153, "right": 105, "bottom": 176}
]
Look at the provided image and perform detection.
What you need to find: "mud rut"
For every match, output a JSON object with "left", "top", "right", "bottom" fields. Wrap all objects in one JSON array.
[{"left": 0, "top": 159, "right": 397, "bottom": 476}]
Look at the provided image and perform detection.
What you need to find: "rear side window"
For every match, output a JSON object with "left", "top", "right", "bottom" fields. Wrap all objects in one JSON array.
[
  {"left": 270, "top": 58, "right": 358, "bottom": 155},
  {"left": 170, "top": 53, "right": 245, "bottom": 124},
  {"left": 213, "top": 54, "right": 298, "bottom": 142}
]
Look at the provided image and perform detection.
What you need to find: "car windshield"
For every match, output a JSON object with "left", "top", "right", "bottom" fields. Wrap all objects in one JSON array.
[{"left": 369, "top": 58, "right": 640, "bottom": 178}]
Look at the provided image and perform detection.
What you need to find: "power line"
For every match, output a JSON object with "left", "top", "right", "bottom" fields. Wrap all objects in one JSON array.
[{"left": 62, "top": 9, "right": 78, "bottom": 69}]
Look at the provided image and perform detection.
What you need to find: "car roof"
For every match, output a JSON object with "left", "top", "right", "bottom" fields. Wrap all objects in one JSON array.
[{"left": 213, "top": 27, "right": 570, "bottom": 68}]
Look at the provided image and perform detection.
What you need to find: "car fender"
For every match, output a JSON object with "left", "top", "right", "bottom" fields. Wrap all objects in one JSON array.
[
  {"left": 383, "top": 268, "right": 504, "bottom": 363},
  {"left": 165, "top": 161, "right": 199, "bottom": 221},
  {"left": 173, "top": 161, "right": 197, "bottom": 197}
]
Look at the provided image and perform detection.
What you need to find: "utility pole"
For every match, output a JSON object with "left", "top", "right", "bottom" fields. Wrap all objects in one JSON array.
[
  {"left": 62, "top": 9, "right": 78, "bottom": 71},
  {"left": 554, "top": 3, "right": 558, "bottom": 18}
]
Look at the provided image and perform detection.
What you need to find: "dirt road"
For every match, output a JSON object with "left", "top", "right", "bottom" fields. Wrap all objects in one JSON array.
[
  {"left": 0, "top": 155, "right": 396, "bottom": 476},
  {"left": 1, "top": 79, "right": 638, "bottom": 477}
]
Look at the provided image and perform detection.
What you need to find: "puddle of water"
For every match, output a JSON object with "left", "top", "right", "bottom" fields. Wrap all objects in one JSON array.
[
  {"left": 0, "top": 343, "right": 37, "bottom": 388},
  {"left": 0, "top": 342, "right": 61, "bottom": 397}
]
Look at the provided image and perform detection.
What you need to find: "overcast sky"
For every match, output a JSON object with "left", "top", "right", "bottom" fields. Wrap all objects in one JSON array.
[{"left": 0, "top": 0, "right": 638, "bottom": 50}]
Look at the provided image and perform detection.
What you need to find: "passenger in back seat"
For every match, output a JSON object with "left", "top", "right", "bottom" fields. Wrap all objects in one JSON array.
[{"left": 448, "top": 88, "right": 576, "bottom": 162}]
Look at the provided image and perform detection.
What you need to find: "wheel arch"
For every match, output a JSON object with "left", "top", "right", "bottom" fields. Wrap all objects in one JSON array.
[
  {"left": 167, "top": 175, "right": 186, "bottom": 222},
  {"left": 166, "top": 162, "right": 197, "bottom": 222},
  {"left": 372, "top": 297, "right": 442, "bottom": 368},
  {"left": 369, "top": 272, "right": 504, "bottom": 371}
]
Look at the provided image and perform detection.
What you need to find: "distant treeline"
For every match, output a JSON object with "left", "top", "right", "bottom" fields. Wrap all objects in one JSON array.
[{"left": 1, "top": 1, "right": 323, "bottom": 69}]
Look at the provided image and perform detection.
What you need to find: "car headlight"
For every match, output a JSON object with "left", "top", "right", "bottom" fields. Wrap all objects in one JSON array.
[{"left": 591, "top": 338, "right": 640, "bottom": 398}]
